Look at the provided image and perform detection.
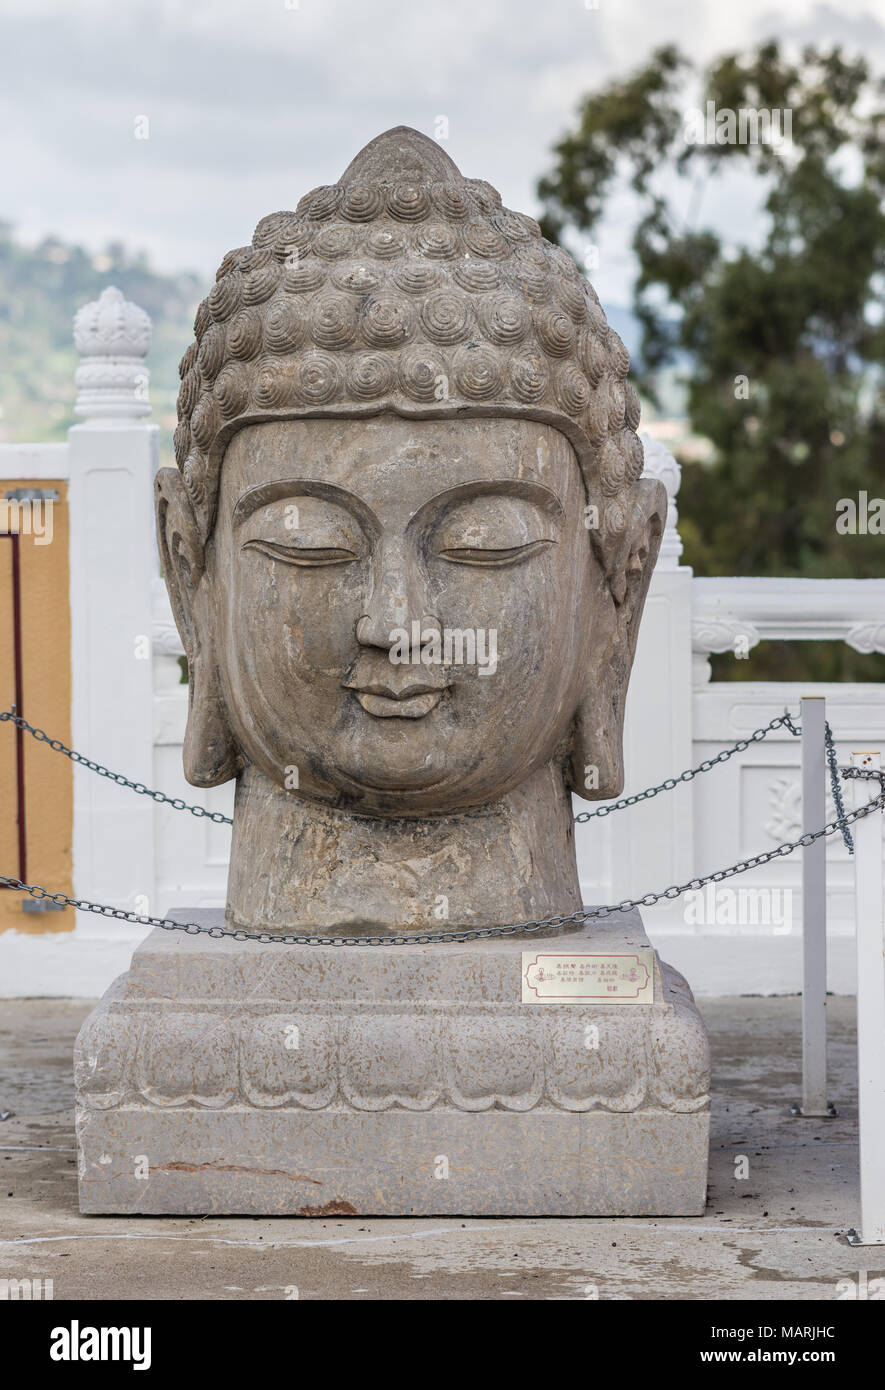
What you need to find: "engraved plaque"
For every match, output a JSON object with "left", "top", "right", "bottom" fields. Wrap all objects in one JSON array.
[{"left": 521, "top": 950, "right": 654, "bottom": 1004}]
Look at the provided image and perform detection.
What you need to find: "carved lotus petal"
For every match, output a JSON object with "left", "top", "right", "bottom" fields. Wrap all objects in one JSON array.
[
  {"left": 546, "top": 1015, "right": 646, "bottom": 1111},
  {"left": 135, "top": 1013, "right": 238, "bottom": 1108},
  {"left": 446, "top": 1017, "right": 543, "bottom": 1111},
  {"left": 73, "top": 286, "right": 151, "bottom": 358},
  {"left": 340, "top": 1017, "right": 443, "bottom": 1110},
  {"left": 648, "top": 969, "right": 711, "bottom": 1111},
  {"left": 242, "top": 1015, "right": 337, "bottom": 1109},
  {"left": 74, "top": 1010, "right": 138, "bottom": 1109}
]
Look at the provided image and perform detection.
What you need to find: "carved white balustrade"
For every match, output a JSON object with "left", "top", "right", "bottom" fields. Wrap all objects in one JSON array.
[
  {"left": 73, "top": 286, "right": 152, "bottom": 422},
  {"left": 691, "top": 576, "right": 885, "bottom": 684}
]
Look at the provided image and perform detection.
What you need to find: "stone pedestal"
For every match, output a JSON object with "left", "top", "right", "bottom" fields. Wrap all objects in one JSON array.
[{"left": 75, "top": 910, "right": 710, "bottom": 1216}]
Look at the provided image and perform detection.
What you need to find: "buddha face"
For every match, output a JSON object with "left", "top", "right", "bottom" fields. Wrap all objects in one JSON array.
[{"left": 203, "top": 415, "right": 606, "bottom": 816}]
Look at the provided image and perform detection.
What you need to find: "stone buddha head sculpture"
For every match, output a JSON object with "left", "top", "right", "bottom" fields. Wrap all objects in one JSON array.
[{"left": 156, "top": 127, "right": 666, "bottom": 935}]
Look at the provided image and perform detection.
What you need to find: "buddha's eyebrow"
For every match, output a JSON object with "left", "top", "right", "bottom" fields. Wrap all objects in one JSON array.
[
  {"left": 231, "top": 479, "right": 376, "bottom": 531},
  {"left": 416, "top": 479, "right": 565, "bottom": 520}
]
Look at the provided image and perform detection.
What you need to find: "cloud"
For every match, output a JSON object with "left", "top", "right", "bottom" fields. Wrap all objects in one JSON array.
[{"left": 0, "top": 0, "right": 881, "bottom": 298}]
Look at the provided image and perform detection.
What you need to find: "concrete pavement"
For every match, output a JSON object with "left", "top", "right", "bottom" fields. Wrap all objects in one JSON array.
[{"left": 0, "top": 995, "right": 880, "bottom": 1300}]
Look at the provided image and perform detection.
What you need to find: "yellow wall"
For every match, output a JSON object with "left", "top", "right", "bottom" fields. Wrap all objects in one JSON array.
[{"left": 0, "top": 481, "right": 73, "bottom": 934}]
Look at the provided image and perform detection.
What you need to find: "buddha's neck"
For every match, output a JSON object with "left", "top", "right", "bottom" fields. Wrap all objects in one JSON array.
[{"left": 225, "top": 761, "right": 582, "bottom": 935}]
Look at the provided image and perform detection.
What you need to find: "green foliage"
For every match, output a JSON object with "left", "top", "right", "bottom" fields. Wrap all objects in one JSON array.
[
  {"left": 0, "top": 223, "right": 201, "bottom": 462},
  {"left": 538, "top": 41, "right": 885, "bottom": 681}
]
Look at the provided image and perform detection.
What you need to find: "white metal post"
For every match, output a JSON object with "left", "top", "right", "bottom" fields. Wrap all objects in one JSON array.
[
  {"left": 796, "top": 696, "right": 830, "bottom": 1116},
  {"left": 848, "top": 750, "right": 885, "bottom": 1245}
]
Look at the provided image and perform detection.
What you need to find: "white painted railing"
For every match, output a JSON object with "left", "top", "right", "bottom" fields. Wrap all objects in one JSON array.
[{"left": 692, "top": 575, "right": 885, "bottom": 684}]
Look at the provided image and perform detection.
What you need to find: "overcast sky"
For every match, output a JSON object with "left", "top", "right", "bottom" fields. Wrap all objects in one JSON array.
[{"left": 1, "top": 0, "right": 883, "bottom": 305}]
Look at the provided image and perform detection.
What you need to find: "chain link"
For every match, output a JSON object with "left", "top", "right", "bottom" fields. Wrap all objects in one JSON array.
[
  {"left": 3, "top": 770, "right": 881, "bottom": 947},
  {"left": 0, "top": 708, "right": 233, "bottom": 825},
  {"left": 3, "top": 702, "right": 878, "bottom": 946},
  {"left": 825, "top": 720, "right": 854, "bottom": 854},
  {"left": 3, "top": 705, "right": 800, "bottom": 831},
  {"left": 574, "top": 713, "right": 801, "bottom": 820}
]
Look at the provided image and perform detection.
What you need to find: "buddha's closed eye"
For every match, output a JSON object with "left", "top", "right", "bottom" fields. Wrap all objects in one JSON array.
[
  {"left": 236, "top": 487, "right": 560, "bottom": 569},
  {"left": 437, "top": 539, "right": 554, "bottom": 566},
  {"left": 242, "top": 539, "right": 357, "bottom": 567},
  {"left": 238, "top": 494, "right": 363, "bottom": 567},
  {"left": 432, "top": 492, "right": 558, "bottom": 567}
]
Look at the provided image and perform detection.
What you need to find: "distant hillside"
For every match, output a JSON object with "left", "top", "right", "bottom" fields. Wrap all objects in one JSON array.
[{"left": 0, "top": 224, "right": 202, "bottom": 462}]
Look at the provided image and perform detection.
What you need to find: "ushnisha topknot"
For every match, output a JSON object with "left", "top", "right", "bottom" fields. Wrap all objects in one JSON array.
[{"left": 174, "top": 126, "right": 646, "bottom": 574}]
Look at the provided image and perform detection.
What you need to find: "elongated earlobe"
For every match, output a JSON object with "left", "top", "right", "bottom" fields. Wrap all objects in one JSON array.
[
  {"left": 181, "top": 651, "right": 242, "bottom": 787},
  {"left": 566, "top": 478, "right": 666, "bottom": 800},
  {"left": 155, "top": 468, "right": 241, "bottom": 788}
]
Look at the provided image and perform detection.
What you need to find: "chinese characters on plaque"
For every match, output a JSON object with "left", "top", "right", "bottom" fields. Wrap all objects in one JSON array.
[{"left": 521, "top": 951, "right": 654, "bottom": 1004}]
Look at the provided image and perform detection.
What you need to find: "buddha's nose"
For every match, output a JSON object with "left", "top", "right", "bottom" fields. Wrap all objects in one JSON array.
[{"left": 356, "top": 542, "right": 436, "bottom": 653}]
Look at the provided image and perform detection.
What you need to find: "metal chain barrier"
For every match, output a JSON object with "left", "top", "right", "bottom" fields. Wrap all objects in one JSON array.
[
  {"left": 574, "top": 712, "right": 801, "bottom": 820},
  {"left": 2, "top": 767, "right": 882, "bottom": 947},
  {"left": 0, "top": 708, "right": 233, "bottom": 825},
  {"left": 3, "top": 705, "right": 799, "bottom": 831},
  {"left": 825, "top": 719, "right": 854, "bottom": 854}
]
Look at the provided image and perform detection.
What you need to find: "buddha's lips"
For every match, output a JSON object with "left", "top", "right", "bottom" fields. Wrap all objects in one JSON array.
[{"left": 350, "top": 685, "right": 446, "bottom": 719}]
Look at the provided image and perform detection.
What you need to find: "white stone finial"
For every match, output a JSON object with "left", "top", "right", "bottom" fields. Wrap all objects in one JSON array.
[
  {"left": 639, "top": 431, "right": 683, "bottom": 569},
  {"left": 73, "top": 286, "right": 152, "bottom": 422}
]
